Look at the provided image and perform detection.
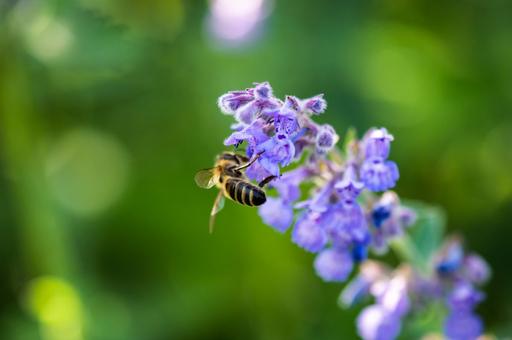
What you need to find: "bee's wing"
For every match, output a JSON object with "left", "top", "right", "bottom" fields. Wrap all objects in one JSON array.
[
  {"left": 209, "top": 191, "right": 225, "bottom": 233},
  {"left": 195, "top": 168, "right": 217, "bottom": 189}
]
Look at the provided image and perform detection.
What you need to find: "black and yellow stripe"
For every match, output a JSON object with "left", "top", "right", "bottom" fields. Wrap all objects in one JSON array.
[{"left": 224, "top": 178, "right": 266, "bottom": 206}]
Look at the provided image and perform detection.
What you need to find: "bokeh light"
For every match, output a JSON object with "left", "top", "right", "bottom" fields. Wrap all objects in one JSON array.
[
  {"left": 24, "top": 276, "right": 83, "bottom": 340},
  {"left": 206, "top": 0, "right": 272, "bottom": 47},
  {"left": 45, "top": 128, "right": 130, "bottom": 218},
  {"left": 9, "top": 1, "right": 74, "bottom": 63}
]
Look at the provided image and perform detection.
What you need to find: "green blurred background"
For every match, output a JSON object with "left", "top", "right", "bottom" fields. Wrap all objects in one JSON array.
[{"left": 0, "top": 0, "right": 511, "bottom": 339}]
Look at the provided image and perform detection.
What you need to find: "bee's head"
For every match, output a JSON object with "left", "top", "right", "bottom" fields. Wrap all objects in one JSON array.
[{"left": 217, "top": 152, "right": 249, "bottom": 165}]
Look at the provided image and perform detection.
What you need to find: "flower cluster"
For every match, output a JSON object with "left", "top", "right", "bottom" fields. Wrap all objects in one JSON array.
[
  {"left": 338, "top": 236, "right": 490, "bottom": 340},
  {"left": 435, "top": 238, "right": 490, "bottom": 339},
  {"left": 215, "top": 82, "right": 490, "bottom": 339}
]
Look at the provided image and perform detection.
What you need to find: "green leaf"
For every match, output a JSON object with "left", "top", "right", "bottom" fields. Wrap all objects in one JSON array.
[
  {"left": 391, "top": 201, "right": 446, "bottom": 274},
  {"left": 402, "top": 301, "right": 446, "bottom": 338}
]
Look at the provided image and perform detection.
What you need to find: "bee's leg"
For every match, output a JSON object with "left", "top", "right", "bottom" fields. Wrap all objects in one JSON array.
[
  {"left": 233, "top": 151, "right": 264, "bottom": 171},
  {"left": 258, "top": 175, "right": 277, "bottom": 188}
]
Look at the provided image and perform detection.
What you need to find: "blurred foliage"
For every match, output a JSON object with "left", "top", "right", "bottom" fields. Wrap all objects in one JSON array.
[{"left": 0, "top": 0, "right": 511, "bottom": 339}]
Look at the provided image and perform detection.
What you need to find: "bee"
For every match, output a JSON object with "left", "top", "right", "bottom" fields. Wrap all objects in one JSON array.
[{"left": 195, "top": 152, "right": 275, "bottom": 233}]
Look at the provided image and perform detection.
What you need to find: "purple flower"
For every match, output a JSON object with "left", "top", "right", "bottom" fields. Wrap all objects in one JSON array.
[
  {"left": 329, "top": 200, "right": 369, "bottom": 245},
  {"left": 245, "top": 160, "right": 273, "bottom": 182},
  {"left": 357, "top": 305, "right": 401, "bottom": 340},
  {"left": 340, "top": 276, "right": 370, "bottom": 308},
  {"left": 363, "top": 128, "right": 394, "bottom": 159},
  {"left": 335, "top": 164, "right": 364, "bottom": 200},
  {"left": 444, "top": 312, "right": 483, "bottom": 340},
  {"left": 443, "top": 283, "right": 484, "bottom": 340},
  {"left": 352, "top": 243, "right": 368, "bottom": 262},
  {"left": 371, "top": 229, "right": 388, "bottom": 255},
  {"left": 256, "top": 136, "right": 296, "bottom": 176},
  {"left": 360, "top": 158, "right": 399, "bottom": 192},
  {"left": 292, "top": 213, "right": 328, "bottom": 253},
  {"left": 218, "top": 90, "right": 254, "bottom": 115},
  {"left": 258, "top": 197, "right": 294, "bottom": 233},
  {"left": 315, "top": 124, "right": 338, "bottom": 154},
  {"left": 219, "top": 83, "right": 279, "bottom": 124},
  {"left": 341, "top": 261, "right": 387, "bottom": 308},
  {"left": 370, "top": 193, "right": 417, "bottom": 250},
  {"left": 314, "top": 248, "right": 354, "bottom": 282},
  {"left": 372, "top": 206, "right": 391, "bottom": 228},
  {"left": 436, "top": 239, "right": 464, "bottom": 276},
  {"left": 235, "top": 101, "right": 260, "bottom": 124},
  {"left": 224, "top": 119, "right": 269, "bottom": 150},
  {"left": 447, "top": 283, "right": 484, "bottom": 313},
  {"left": 301, "top": 94, "right": 327, "bottom": 115},
  {"left": 273, "top": 167, "right": 309, "bottom": 202},
  {"left": 375, "top": 277, "right": 410, "bottom": 317},
  {"left": 463, "top": 254, "right": 491, "bottom": 284},
  {"left": 307, "top": 182, "right": 335, "bottom": 213},
  {"left": 213, "top": 83, "right": 491, "bottom": 340},
  {"left": 275, "top": 112, "right": 299, "bottom": 138},
  {"left": 254, "top": 82, "right": 273, "bottom": 99}
]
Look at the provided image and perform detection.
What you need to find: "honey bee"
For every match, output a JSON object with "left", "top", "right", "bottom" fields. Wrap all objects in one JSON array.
[{"left": 195, "top": 152, "right": 275, "bottom": 233}]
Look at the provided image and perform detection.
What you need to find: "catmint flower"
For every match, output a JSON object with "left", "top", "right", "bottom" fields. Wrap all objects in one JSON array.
[
  {"left": 275, "top": 167, "right": 310, "bottom": 200},
  {"left": 369, "top": 192, "right": 416, "bottom": 254},
  {"left": 214, "top": 83, "right": 490, "bottom": 340},
  {"left": 340, "top": 275, "right": 370, "bottom": 308},
  {"left": 360, "top": 158, "right": 399, "bottom": 192},
  {"left": 463, "top": 254, "right": 491, "bottom": 284},
  {"left": 292, "top": 213, "right": 328, "bottom": 253},
  {"left": 218, "top": 90, "right": 254, "bottom": 114},
  {"left": 352, "top": 243, "right": 368, "bottom": 262},
  {"left": 258, "top": 167, "right": 310, "bottom": 232},
  {"left": 375, "top": 276, "right": 410, "bottom": 317},
  {"left": 363, "top": 128, "right": 394, "bottom": 159},
  {"left": 443, "top": 287, "right": 484, "bottom": 340},
  {"left": 245, "top": 160, "right": 273, "bottom": 182},
  {"left": 301, "top": 94, "right": 327, "bottom": 115},
  {"left": 357, "top": 305, "right": 402, "bottom": 340},
  {"left": 220, "top": 83, "right": 279, "bottom": 124},
  {"left": 224, "top": 119, "right": 269, "bottom": 150},
  {"left": 435, "top": 238, "right": 464, "bottom": 275},
  {"left": 274, "top": 96, "right": 301, "bottom": 137},
  {"left": 447, "top": 283, "right": 484, "bottom": 313},
  {"left": 329, "top": 200, "right": 369, "bottom": 246},
  {"left": 308, "top": 182, "right": 335, "bottom": 213},
  {"left": 255, "top": 136, "right": 295, "bottom": 176},
  {"left": 258, "top": 197, "right": 294, "bottom": 232},
  {"left": 372, "top": 206, "right": 391, "bottom": 229},
  {"left": 315, "top": 124, "right": 339, "bottom": 154},
  {"left": 335, "top": 164, "right": 364, "bottom": 200},
  {"left": 360, "top": 128, "right": 399, "bottom": 192},
  {"left": 254, "top": 82, "right": 273, "bottom": 99},
  {"left": 340, "top": 261, "right": 387, "bottom": 308},
  {"left": 444, "top": 311, "right": 483, "bottom": 340},
  {"left": 314, "top": 248, "right": 354, "bottom": 282}
]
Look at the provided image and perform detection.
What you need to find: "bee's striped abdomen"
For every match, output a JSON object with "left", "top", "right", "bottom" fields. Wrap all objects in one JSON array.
[{"left": 225, "top": 179, "right": 266, "bottom": 206}]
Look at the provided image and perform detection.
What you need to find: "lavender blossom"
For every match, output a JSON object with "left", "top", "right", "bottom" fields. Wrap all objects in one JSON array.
[
  {"left": 360, "top": 128, "right": 399, "bottom": 192},
  {"left": 360, "top": 158, "right": 399, "bottom": 192},
  {"left": 368, "top": 192, "right": 417, "bottom": 254},
  {"left": 258, "top": 197, "right": 293, "bottom": 232},
  {"left": 212, "top": 82, "right": 490, "bottom": 340},
  {"left": 314, "top": 248, "right": 354, "bottom": 282},
  {"left": 301, "top": 94, "right": 327, "bottom": 115},
  {"left": 444, "top": 311, "right": 483, "bottom": 340},
  {"left": 292, "top": 212, "right": 328, "bottom": 253},
  {"left": 357, "top": 305, "right": 402, "bottom": 340}
]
